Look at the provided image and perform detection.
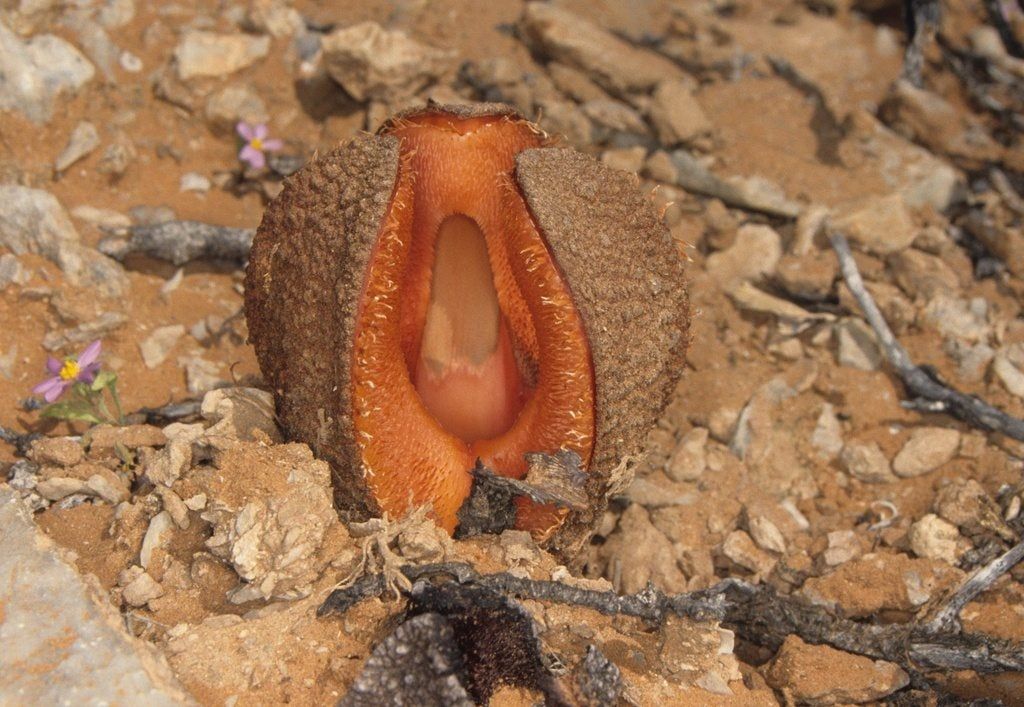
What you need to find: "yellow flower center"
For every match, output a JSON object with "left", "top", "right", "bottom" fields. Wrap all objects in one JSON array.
[
  {"left": 59, "top": 359, "right": 80, "bottom": 381},
  {"left": 251, "top": 137, "right": 264, "bottom": 150}
]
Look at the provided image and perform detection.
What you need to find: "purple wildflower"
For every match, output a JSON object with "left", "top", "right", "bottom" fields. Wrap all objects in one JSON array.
[
  {"left": 237, "top": 122, "right": 283, "bottom": 170},
  {"left": 33, "top": 340, "right": 102, "bottom": 403}
]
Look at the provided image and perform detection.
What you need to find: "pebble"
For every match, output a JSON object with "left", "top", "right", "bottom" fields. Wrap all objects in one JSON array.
[
  {"left": 892, "top": 427, "right": 960, "bottom": 478},
  {"left": 139, "top": 324, "right": 186, "bottom": 369},
  {"left": 648, "top": 79, "right": 711, "bottom": 146},
  {"left": 179, "top": 355, "right": 225, "bottom": 394},
  {"left": 748, "top": 516, "right": 787, "bottom": 554},
  {"left": 810, "top": 403, "right": 844, "bottom": 460},
  {"left": 920, "top": 294, "right": 990, "bottom": 344},
  {"left": 122, "top": 570, "right": 165, "bottom": 607},
  {"left": 600, "top": 146, "right": 647, "bottom": 175},
  {"left": 179, "top": 172, "right": 211, "bottom": 193},
  {"left": 665, "top": 427, "right": 708, "bottom": 482},
  {"left": 28, "top": 437, "right": 84, "bottom": 467},
  {"left": 706, "top": 224, "right": 782, "bottom": 292},
  {"left": 993, "top": 343, "right": 1024, "bottom": 397},
  {"left": 140, "top": 510, "right": 175, "bottom": 570},
  {"left": 71, "top": 205, "right": 132, "bottom": 230},
  {"left": 546, "top": 62, "right": 609, "bottom": 103},
  {"left": 174, "top": 31, "right": 270, "bottom": 81},
  {"left": 119, "top": 50, "right": 142, "bottom": 72},
  {"left": 776, "top": 250, "right": 837, "bottom": 302},
  {"left": 832, "top": 193, "right": 916, "bottom": 255},
  {"left": 0, "top": 22, "right": 95, "bottom": 124},
  {"left": 579, "top": 99, "right": 648, "bottom": 139},
  {"left": 0, "top": 253, "right": 29, "bottom": 290},
  {"left": 722, "top": 530, "right": 776, "bottom": 577},
  {"left": 42, "top": 311, "right": 127, "bottom": 351},
  {"left": 321, "top": 22, "right": 452, "bottom": 103},
  {"left": 823, "top": 530, "right": 863, "bottom": 566},
  {"left": 155, "top": 486, "right": 190, "bottom": 530},
  {"left": 598, "top": 504, "right": 686, "bottom": 593},
  {"left": 244, "top": 0, "right": 304, "bottom": 38},
  {"left": 909, "top": 514, "right": 962, "bottom": 564},
  {"left": 201, "top": 387, "right": 281, "bottom": 442},
  {"left": 0, "top": 185, "right": 127, "bottom": 296},
  {"left": 55, "top": 120, "right": 100, "bottom": 172},
  {"left": 890, "top": 248, "right": 961, "bottom": 301},
  {"left": 765, "top": 635, "right": 909, "bottom": 705},
  {"left": 839, "top": 442, "right": 895, "bottom": 483},
  {"left": 835, "top": 318, "right": 882, "bottom": 371},
  {"left": 934, "top": 479, "right": 1015, "bottom": 542},
  {"left": 88, "top": 423, "right": 167, "bottom": 452},
  {"left": 626, "top": 476, "right": 694, "bottom": 508},
  {"left": 204, "top": 84, "right": 268, "bottom": 134},
  {"left": 520, "top": 2, "right": 684, "bottom": 95}
]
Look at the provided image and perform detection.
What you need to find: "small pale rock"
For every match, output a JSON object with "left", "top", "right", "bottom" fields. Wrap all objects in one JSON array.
[
  {"left": 204, "top": 84, "right": 268, "bottom": 133},
  {"left": 892, "top": 427, "right": 960, "bottom": 478},
  {"left": 920, "top": 294, "right": 990, "bottom": 344},
  {"left": 626, "top": 476, "right": 694, "bottom": 508},
  {"left": 909, "top": 514, "right": 962, "bottom": 564},
  {"left": 598, "top": 504, "right": 686, "bottom": 593},
  {"left": 0, "top": 22, "right": 95, "bottom": 123},
  {"left": 934, "top": 479, "right": 1015, "bottom": 542},
  {"left": 174, "top": 31, "right": 270, "bottom": 80},
  {"left": 810, "top": 403, "right": 843, "bottom": 460},
  {"left": 832, "top": 193, "right": 916, "bottom": 255},
  {"left": 835, "top": 318, "right": 882, "bottom": 371},
  {"left": 244, "top": 0, "right": 304, "bottom": 38},
  {"left": 890, "top": 248, "right": 961, "bottom": 301},
  {"left": 122, "top": 571, "right": 165, "bottom": 607},
  {"left": 580, "top": 99, "right": 647, "bottom": 137},
  {"left": 201, "top": 387, "right": 281, "bottom": 442},
  {"left": 179, "top": 355, "right": 225, "bottom": 394},
  {"left": 665, "top": 428, "right": 708, "bottom": 482},
  {"left": 184, "top": 493, "right": 207, "bottom": 511},
  {"left": 179, "top": 172, "right": 210, "bottom": 193},
  {"left": 71, "top": 205, "right": 132, "bottom": 230},
  {"left": 600, "top": 146, "right": 646, "bottom": 174},
  {"left": 28, "top": 437, "right": 83, "bottom": 467},
  {"left": 143, "top": 437, "right": 193, "bottom": 487},
  {"left": 321, "top": 22, "right": 452, "bottom": 102},
  {"left": 96, "top": 134, "right": 136, "bottom": 177},
  {"left": 722, "top": 530, "right": 776, "bottom": 577},
  {"left": 648, "top": 79, "right": 710, "bottom": 145},
  {"left": 823, "top": 530, "right": 863, "bottom": 566},
  {"left": 55, "top": 121, "right": 100, "bottom": 172},
  {"left": 88, "top": 424, "right": 167, "bottom": 451},
  {"left": 396, "top": 521, "right": 448, "bottom": 563},
  {"left": 155, "top": 486, "right": 190, "bottom": 530},
  {"left": 0, "top": 253, "right": 29, "bottom": 290},
  {"left": 520, "top": 2, "right": 684, "bottom": 94},
  {"left": 749, "top": 516, "right": 787, "bottom": 554},
  {"left": 765, "top": 635, "right": 909, "bottom": 705},
  {"left": 139, "top": 324, "right": 185, "bottom": 369},
  {"left": 140, "top": 510, "right": 174, "bottom": 570},
  {"left": 85, "top": 472, "right": 128, "bottom": 504},
  {"left": 35, "top": 476, "right": 88, "bottom": 501},
  {"left": 42, "top": 312, "right": 127, "bottom": 351},
  {"left": 993, "top": 343, "right": 1024, "bottom": 398},
  {"left": 839, "top": 442, "right": 894, "bottom": 483},
  {"left": 0, "top": 185, "right": 126, "bottom": 296},
  {"left": 706, "top": 224, "right": 782, "bottom": 292},
  {"left": 776, "top": 251, "right": 837, "bottom": 302}
]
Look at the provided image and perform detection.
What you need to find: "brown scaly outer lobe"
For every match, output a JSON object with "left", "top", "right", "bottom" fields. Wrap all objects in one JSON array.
[
  {"left": 514, "top": 147, "right": 691, "bottom": 558},
  {"left": 245, "top": 134, "right": 401, "bottom": 519}
]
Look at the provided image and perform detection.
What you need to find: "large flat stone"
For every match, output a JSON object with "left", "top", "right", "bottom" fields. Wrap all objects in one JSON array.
[{"left": 0, "top": 489, "right": 192, "bottom": 705}]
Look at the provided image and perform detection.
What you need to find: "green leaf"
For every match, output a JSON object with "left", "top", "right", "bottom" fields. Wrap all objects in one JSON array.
[
  {"left": 90, "top": 370, "right": 117, "bottom": 392},
  {"left": 40, "top": 400, "right": 103, "bottom": 425}
]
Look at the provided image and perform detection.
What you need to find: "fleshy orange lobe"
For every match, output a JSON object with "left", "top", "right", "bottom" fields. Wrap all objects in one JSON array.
[{"left": 351, "top": 112, "right": 595, "bottom": 534}]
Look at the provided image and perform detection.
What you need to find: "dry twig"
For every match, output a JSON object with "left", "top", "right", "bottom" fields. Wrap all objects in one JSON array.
[
  {"left": 318, "top": 562, "right": 1024, "bottom": 677},
  {"left": 829, "top": 230, "right": 1024, "bottom": 442}
]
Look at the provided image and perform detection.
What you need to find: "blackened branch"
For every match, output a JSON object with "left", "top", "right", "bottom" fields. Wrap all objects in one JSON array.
[
  {"left": 318, "top": 562, "right": 1024, "bottom": 675},
  {"left": 830, "top": 230, "right": 1024, "bottom": 442}
]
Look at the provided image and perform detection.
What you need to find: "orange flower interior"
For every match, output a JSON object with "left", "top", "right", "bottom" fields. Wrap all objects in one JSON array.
[{"left": 351, "top": 112, "right": 596, "bottom": 534}]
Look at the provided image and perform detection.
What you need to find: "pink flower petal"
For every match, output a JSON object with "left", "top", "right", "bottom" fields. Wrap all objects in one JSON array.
[
  {"left": 262, "top": 138, "right": 284, "bottom": 152},
  {"left": 77, "top": 340, "right": 102, "bottom": 367},
  {"left": 44, "top": 381, "right": 71, "bottom": 403},
  {"left": 237, "top": 121, "right": 256, "bottom": 141},
  {"left": 79, "top": 362, "right": 101, "bottom": 383},
  {"left": 240, "top": 145, "right": 266, "bottom": 170},
  {"left": 33, "top": 377, "right": 61, "bottom": 396},
  {"left": 46, "top": 356, "right": 63, "bottom": 375},
  {"left": 253, "top": 123, "right": 269, "bottom": 140}
]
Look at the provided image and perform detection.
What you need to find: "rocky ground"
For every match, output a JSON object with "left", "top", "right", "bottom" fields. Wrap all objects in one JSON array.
[{"left": 2, "top": 0, "right": 1024, "bottom": 705}]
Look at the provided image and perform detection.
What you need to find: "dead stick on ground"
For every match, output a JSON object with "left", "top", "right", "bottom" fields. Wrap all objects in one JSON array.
[
  {"left": 318, "top": 562, "right": 1024, "bottom": 676},
  {"left": 829, "top": 229, "right": 1024, "bottom": 442},
  {"left": 926, "top": 539, "right": 1024, "bottom": 633}
]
